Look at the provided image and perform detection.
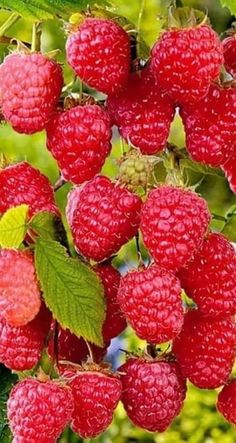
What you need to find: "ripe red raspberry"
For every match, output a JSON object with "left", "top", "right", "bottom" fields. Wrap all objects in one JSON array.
[
  {"left": 106, "top": 67, "right": 175, "bottom": 155},
  {"left": 95, "top": 263, "right": 126, "bottom": 341},
  {"left": 151, "top": 24, "right": 223, "bottom": 104},
  {"left": 46, "top": 104, "right": 112, "bottom": 185},
  {"left": 222, "top": 150, "right": 236, "bottom": 194},
  {"left": 119, "top": 356, "right": 186, "bottom": 432},
  {"left": 223, "top": 35, "right": 236, "bottom": 77},
  {"left": 68, "top": 367, "right": 122, "bottom": 438},
  {"left": 0, "top": 161, "right": 59, "bottom": 217},
  {"left": 172, "top": 310, "right": 236, "bottom": 389},
  {"left": 0, "top": 305, "right": 51, "bottom": 371},
  {"left": 140, "top": 186, "right": 210, "bottom": 272},
  {"left": 0, "top": 52, "right": 63, "bottom": 134},
  {"left": 66, "top": 18, "right": 130, "bottom": 95},
  {"left": 0, "top": 249, "right": 41, "bottom": 327},
  {"left": 7, "top": 378, "right": 74, "bottom": 442},
  {"left": 180, "top": 83, "right": 236, "bottom": 167},
  {"left": 118, "top": 264, "right": 183, "bottom": 343},
  {"left": 217, "top": 379, "right": 236, "bottom": 425},
  {"left": 48, "top": 325, "right": 110, "bottom": 366},
  {"left": 66, "top": 175, "right": 142, "bottom": 262},
  {"left": 178, "top": 233, "right": 236, "bottom": 318}
]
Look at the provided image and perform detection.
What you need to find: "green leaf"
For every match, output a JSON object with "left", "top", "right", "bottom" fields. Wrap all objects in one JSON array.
[
  {"left": 0, "top": 0, "right": 110, "bottom": 20},
  {"left": 222, "top": 204, "right": 236, "bottom": 242},
  {"left": 219, "top": 0, "right": 236, "bottom": 15},
  {"left": 35, "top": 239, "right": 105, "bottom": 346},
  {"left": 180, "top": 158, "right": 224, "bottom": 178},
  {"left": 0, "top": 204, "right": 28, "bottom": 248},
  {"left": 29, "top": 212, "right": 57, "bottom": 240},
  {"left": 0, "top": 365, "right": 17, "bottom": 441}
]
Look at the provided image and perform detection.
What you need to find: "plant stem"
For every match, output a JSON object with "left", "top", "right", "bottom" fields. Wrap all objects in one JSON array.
[
  {"left": 0, "top": 12, "right": 21, "bottom": 38},
  {"left": 31, "top": 22, "right": 42, "bottom": 52},
  {"left": 54, "top": 175, "right": 66, "bottom": 192},
  {"left": 137, "top": 0, "right": 146, "bottom": 56},
  {"left": 135, "top": 232, "right": 143, "bottom": 265},
  {"left": 212, "top": 213, "right": 226, "bottom": 222}
]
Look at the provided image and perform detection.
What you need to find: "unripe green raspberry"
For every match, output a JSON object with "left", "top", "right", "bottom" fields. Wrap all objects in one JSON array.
[{"left": 119, "top": 152, "right": 154, "bottom": 189}]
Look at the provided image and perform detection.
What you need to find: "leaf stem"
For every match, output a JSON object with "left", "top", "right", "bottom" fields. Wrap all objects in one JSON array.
[
  {"left": 31, "top": 21, "right": 42, "bottom": 52},
  {"left": 0, "top": 12, "right": 21, "bottom": 38}
]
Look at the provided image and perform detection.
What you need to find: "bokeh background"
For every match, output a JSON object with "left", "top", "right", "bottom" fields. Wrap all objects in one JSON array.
[{"left": 0, "top": 0, "right": 236, "bottom": 442}]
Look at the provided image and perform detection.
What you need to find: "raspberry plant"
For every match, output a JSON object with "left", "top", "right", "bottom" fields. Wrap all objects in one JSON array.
[{"left": 0, "top": 0, "right": 236, "bottom": 442}]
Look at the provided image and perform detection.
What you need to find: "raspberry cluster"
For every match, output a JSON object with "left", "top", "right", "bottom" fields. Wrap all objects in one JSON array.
[{"left": 1, "top": 5, "right": 236, "bottom": 442}]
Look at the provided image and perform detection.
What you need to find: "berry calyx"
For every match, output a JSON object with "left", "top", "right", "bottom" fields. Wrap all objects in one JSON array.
[
  {"left": 66, "top": 175, "right": 142, "bottom": 262},
  {"left": 118, "top": 264, "right": 183, "bottom": 344},
  {"left": 0, "top": 249, "right": 41, "bottom": 327},
  {"left": 66, "top": 17, "right": 131, "bottom": 95},
  {"left": 0, "top": 52, "right": 63, "bottom": 134},
  {"left": 119, "top": 355, "right": 186, "bottom": 432}
]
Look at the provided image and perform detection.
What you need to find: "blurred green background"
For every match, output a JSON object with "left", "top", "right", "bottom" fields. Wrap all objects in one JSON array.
[{"left": 0, "top": 0, "right": 236, "bottom": 442}]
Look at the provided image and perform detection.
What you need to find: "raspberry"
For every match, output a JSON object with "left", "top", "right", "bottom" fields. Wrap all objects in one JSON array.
[
  {"left": 178, "top": 233, "right": 236, "bottom": 318},
  {"left": 95, "top": 263, "right": 126, "bottom": 341},
  {"left": 66, "top": 18, "right": 130, "bottom": 95},
  {"left": 68, "top": 367, "right": 122, "bottom": 438},
  {"left": 223, "top": 35, "right": 236, "bottom": 77},
  {"left": 180, "top": 83, "right": 236, "bottom": 167},
  {"left": 172, "top": 309, "right": 236, "bottom": 389},
  {"left": 140, "top": 186, "right": 210, "bottom": 272},
  {"left": 0, "top": 305, "right": 51, "bottom": 371},
  {"left": 151, "top": 23, "right": 223, "bottom": 104},
  {"left": 107, "top": 67, "right": 175, "bottom": 155},
  {"left": 7, "top": 378, "right": 74, "bottom": 443},
  {"left": 0, "top": 52, "right": 63, "bottom": 134},
  {"left": 119, "top": 152, "right": 154, "bottom": 189},
  {"left": 222, "top": 150, "right": 236, "bottom": 194},
  {"left": 0, "top": 161, "right": 58, "bottom": 217},
  {"left": 66, "top": 175, "right": 142, "bottom": 262},
  {"left": 119, "top": 356, "right": 186, "bottom": 432},
  {"left": 46, "top": 104, "right": 112, "bottom": 185},
  {"left": 217, "top": 379, "right": 236, "bottom": 425},
  {"left": 0, "top": 249, "right": 41, "bottom": 326},
  {"left": 48, "top": 325, "right": 110, "bottom": 366},
  {"left": 118, "top": 264, "right": 183, "bottom": 344}
]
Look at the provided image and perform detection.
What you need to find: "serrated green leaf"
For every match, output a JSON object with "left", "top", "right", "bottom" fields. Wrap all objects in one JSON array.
[
  {"left": 222, "top": 204, "right": 236, "bottom": 242},
  {"left": 0, "top": 365, "right": 17, "bottom": 441},
  {"left": 180, "top": 158, "right": 224, "bottom": 177},
  {"left": 220, "top": 0, "right": 236, "bottom": 15},
  {"left": 0, "top": 0, "right": 110, "bottom": 20},
  {"left": 35, "top": 239, "right": 105, "bottom": 346},
  {"left": 0, "top": 204, "right": 28, "bottom": 248},
  {"left": 29, "top": 211, "right": 57, "bottom": 240}
]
